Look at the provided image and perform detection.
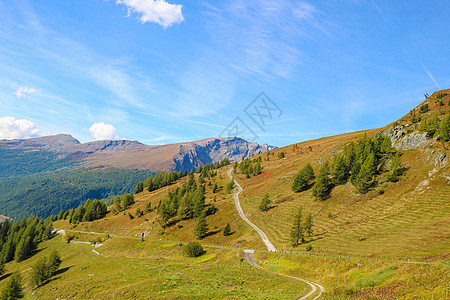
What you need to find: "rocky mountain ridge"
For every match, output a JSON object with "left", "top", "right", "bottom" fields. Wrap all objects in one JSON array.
[{"left": 0, "top": 134, "right": 276, "bottom": 172}]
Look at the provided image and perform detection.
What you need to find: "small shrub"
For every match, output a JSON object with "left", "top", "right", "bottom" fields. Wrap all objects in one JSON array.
[
  {"left": 184, "top": 242, "right": 204, "bottom": 257},
  {"left": 206, "top": 205, "right": 218, "bottom": 216},
  {"left": 305, "top": 244, "right": 312, "bottom": 251},
  {"left": 419, "top": 103, "right": 429, "bottom": 113},
  {"left": 378, "top": 189, "right": 385, "bottom": 195},
  {"left": 63, "top": 232, "right": 74, "bottom": 243}
]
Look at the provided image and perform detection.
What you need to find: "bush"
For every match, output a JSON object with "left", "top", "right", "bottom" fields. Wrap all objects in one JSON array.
[
  {"left": 63, "top": 232, "right": 74, "bottom": 243},
  {"left": 419, "top": 103, "right": 429, "bottom": 113},
  {"left": 305, "top": 244, "right": 312, "bottom": 251},
  {"left": 184, "top": 242, "right": 204, "bottom": 257}
]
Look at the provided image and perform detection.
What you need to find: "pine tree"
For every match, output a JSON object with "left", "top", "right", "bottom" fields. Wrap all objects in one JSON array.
[
  {"left": 253, "top": 162, "right": 262, "bottom": 175},
  {"left": 292, "top": 163, "right": 315, "bottom": 192},
  {"left": 259, "top": 193, "right": 272, "bottom": 212},
  {"left": 194, "top": 211, "right": 208, "bottom": 239},
  {"left": 177, "top": 193, "right": 193, "bottom": 220},
  {"left": 332, "top": 154, "right": 349, "bottom": 185},
  {"left": 0, "top": 272, "right": 24, "bottom": 300},
  {"left": 290, "top": 207, "right": 303, "bottom": 247},
  {"left": 192, "top": 188, "right": 205, "bottom": 218},
  {"left": 439, "top": 114, "right": 450, "bottom": 142},
  {"left": 14, "top": 236, "right": 32, "bottom": 263},
  {"left": 1, "top": 235, "right": 16, "bottom": 263},
  {"left": 46, "top": 250, "right": 61, "bottom": 277},
  {"left": 386, "top": 153, "right": 404, "bottom": 182},
  {"left": 29, "top": 257, "right": 47, "bottom": 288},
  {"left": 135, "top": 181, "right": 144, "bottom": 194},
  {"left": 0, "top": 260, "right": 4, "bottom": 277},
  {"left": 353, "top": 152, "right": 376, "bottom": 194},
  {"left": 223, "top": 223, "right": 231, "bottom": 236},
  {"left": 312, "top": 162, "right": 332, "bottom": 200},
  {"left": 304, "top": 213, "right": 313, "bottom": 237}
]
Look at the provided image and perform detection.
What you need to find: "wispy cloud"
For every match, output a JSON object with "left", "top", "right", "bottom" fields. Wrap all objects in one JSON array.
[
  {"left": 369, "top": 0, "right": 389, "bottom": 24},
  {"left": 116, "top": 0, "right": 184, "bottom": 29},
  {"left": 172, "top": 0, "right": 326, "bottom": 118},
  {"left": 422, "top": 64, "right": 440, "bottom": 89},
  {"left": 14, "top": 86, "right": 38, "bottom": 98}
]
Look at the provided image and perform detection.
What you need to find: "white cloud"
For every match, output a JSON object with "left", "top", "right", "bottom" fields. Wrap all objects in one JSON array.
[
  {"left": 116, "top": 0, "right": 184, "bottom": 29},
  {"left": 89, "top": 122, "right": 118, "bottom": 140},
  {"left": 14, "top": 86, "right": 38, "bottom": 98},
  {"left": 0, "top": 116, "right": 40, "bottom": 139}
]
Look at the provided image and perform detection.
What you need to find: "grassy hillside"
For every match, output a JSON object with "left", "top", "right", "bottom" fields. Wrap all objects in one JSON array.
[
  {"left": 13, "top": 89, "right": 450, "bottom": 299},
  {"left": 0, "top": 235, "right": 308, "bottom": 299}
]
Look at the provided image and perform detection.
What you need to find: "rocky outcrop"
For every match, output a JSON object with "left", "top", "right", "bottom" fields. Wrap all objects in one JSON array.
[
  {"left": 381, "top": 126, "right": 430, "bottom": 150},
  {"left": 172, "top": 137, "right": 276, "bottom": 171},
  {"left": 69, "top": 140, "right": 147, "bottom": 153}
]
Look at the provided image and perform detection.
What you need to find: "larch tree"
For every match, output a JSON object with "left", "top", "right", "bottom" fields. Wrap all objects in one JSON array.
[{"left": 290, "top": 207, "right": 303, "bottom": 247}]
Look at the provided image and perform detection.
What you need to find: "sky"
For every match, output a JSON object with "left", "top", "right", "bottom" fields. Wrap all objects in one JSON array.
[{"left": 0, "top": 0, "right": 449, "bottom": 147}]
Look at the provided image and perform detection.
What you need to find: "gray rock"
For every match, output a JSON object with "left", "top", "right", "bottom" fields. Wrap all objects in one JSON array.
[{"left": 392, "top": 132, "right": 429, "bottom": 151}]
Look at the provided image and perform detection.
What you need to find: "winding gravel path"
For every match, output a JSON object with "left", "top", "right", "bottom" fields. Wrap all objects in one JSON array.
[
  {"left": 229, "top": 168, "right": 325, "bottom": 299},
  {"left": 227, "top": 168, "right": 277, "bottom": 252}
]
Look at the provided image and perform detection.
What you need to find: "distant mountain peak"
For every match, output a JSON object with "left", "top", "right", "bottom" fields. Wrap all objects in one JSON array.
[{"left": 0, "top": 133, "right": 80, "bottom": 148}]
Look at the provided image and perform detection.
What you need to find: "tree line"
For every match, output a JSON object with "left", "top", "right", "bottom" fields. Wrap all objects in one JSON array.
[
  {"left": 233, "top": 156, "right": 262, "bottom": 178},
  {"left": 156, "top": 172, "right": 217, "bottom": 239},
  {"left": 55, "top": 198, "right": 108, "bottom": 224},
  {"left": 0, "top": 215, "right": 53, "bottom": 266},
  {"left": 292, "top": 135, "right": 404, "bottom": 199},
  {"left": 419, "top": 114, "right": 450, "bottom": 142}
]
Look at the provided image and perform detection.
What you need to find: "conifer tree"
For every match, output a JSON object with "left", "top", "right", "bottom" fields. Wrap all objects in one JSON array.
[
  {"left": 290, "top": 207, "right": 303, "bottom": 247},
  {"left": 29, "top": 257, "right": 47, "bottom": 288},
  {"left": 0, "top": 260, "right": 4, "bottom": 277},
  {"left": 177, "top": 194, "right": 192, "bottom": 219},
  {"left": 259, "top": 193, "right": 272, "bottom": 212},
  {"left": 135, "top": 181, "right": 144, "bottom": 194},
  {"left": 14, "top": 236, "right": 32, "bottom": 262},
  {"left": 312, "top": 162, "right": 332, "bottom": 200},
  {"left": 352, "top": 152, "right": 376, "bottom": 193},
  {"left": 332, "top": 154, "right": 349, "bottom": 185},
  {"left": 292, "top": 163, "right": 315, "bottom": 192},
  {"left": 439, "top": 114, "right": 450, "bottom": 142},
  {"left": 194, "top": 211, "right": 208, "bottom": 239},
  {"left": 386, "top": 153, "right": 404, "bottom": 182},
  {"left": 223, "top": 223, "right": 231, "bottom": 236},
  {"left": 0, "top": 272, "right": 24, "bottom": 300},
  {"left": 304, "top": 213, "right": 313, "bottom": 237},
  {"left": 46, "top": 250, "right": 61, "bottom": 277}
]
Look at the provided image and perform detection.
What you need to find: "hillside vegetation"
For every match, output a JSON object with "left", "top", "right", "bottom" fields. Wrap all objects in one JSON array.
[{"left": 2, "top": 89, "right": 449, "bottom": 299}]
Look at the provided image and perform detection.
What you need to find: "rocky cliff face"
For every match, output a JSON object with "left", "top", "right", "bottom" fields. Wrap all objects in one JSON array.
[
  {"left": 381, "top": 125, "right": 448, "bottom": 167},
  {"left": 172, "top": 137, "right": 276, "bottom": 171}
]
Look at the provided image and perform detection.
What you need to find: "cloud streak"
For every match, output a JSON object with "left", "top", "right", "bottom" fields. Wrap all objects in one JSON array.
[
  {"left": 116, "top": 0, "right": 184, "bottom": 29},
  {"left": 422, "top": 64, "right": 440, "bottom": 89},
  {"left": 14, "top": 86, "right": 38, "bottom": 98}
]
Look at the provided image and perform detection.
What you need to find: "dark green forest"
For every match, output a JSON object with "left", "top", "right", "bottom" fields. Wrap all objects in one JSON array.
[{"left": 0, "top": 146, "right": 154, "bottom": 219}]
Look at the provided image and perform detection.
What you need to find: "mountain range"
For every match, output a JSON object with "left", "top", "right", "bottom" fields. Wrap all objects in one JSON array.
[{"left": 0, "top": 135, "right": 275, "bottom": 218}]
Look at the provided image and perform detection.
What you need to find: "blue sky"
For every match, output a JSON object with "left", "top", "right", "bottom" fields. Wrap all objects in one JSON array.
[{"left": 0, "top": 0, "right": 449, "bottom": 147}]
